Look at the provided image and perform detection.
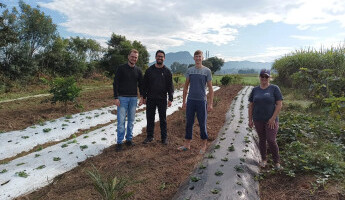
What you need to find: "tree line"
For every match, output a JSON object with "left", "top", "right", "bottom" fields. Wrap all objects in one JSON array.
[{"left": 0, "top": 1, "right": 149, "bottom": 92}]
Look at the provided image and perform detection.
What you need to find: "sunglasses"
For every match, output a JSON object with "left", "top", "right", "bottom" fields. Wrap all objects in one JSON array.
[{"left": 260, "top": 75, "right": 269, "bottom": 79}]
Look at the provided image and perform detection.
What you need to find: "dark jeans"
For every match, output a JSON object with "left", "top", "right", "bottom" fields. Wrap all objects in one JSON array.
[
  {"left": 185, "top": 99, "right": 208, "bottom": 140},
  {"left": 146, "top": 98, "right": 167, "bottom": 140},
  {"left": 254, "top": 121, "right": 280, "bottom": 164}
]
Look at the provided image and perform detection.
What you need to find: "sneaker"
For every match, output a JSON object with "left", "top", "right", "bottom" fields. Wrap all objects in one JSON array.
[
  {"left": 115, "top": 144, "right": 122, "bottom": 152},
  {"left": 161, "top": 138, "right": 168, "bottom": 145},
  {"left": 274, "top": 163, "right": 283, "bottom": 170},
  {"left": 125, "top": 140, "right": 134, "bottom": 146},
  {"left": 143, "top": 137, "right": 154, "bottom": 144},
  {"left": 259, "top": 160, "right": 267, "bottom": 168}
]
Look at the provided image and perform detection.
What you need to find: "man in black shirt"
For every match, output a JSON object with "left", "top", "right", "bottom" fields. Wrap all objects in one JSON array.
[
  {"left": 142, "top": 50, "right": 174, "bottom": 145},
  {"left": 113, "top": 49, "right": 143, "bottom": 151}
]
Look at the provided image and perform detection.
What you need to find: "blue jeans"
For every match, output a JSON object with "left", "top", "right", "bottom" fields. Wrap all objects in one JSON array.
[
  {"left": 117, "top": 97, "right": 138, "bottom": 144},
  {"left": 185, "top": 99, "right": 208, "bottom": 140}
]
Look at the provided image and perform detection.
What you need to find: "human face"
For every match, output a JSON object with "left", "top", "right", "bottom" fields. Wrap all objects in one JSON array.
[
  {"left": 128, "top": 52, "right": 139, "bottom": 66},
  {"left": 155, "top": 52, "right": 165, "bottom": 65},
  {"left": 260, "top": 74, "right": 270, "bottom": 83},
  {"left": 194, "top": 54, "right": 203, "bottom": 65}
]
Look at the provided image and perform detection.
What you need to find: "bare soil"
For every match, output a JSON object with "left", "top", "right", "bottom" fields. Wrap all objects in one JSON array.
[{"left": 1, "top": 84, "right": 341, "bottom": 200}]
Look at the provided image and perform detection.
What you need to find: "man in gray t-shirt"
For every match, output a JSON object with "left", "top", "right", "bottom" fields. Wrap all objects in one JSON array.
[{"left": 178, "top": 50, "right": 214, "bottom": 154}]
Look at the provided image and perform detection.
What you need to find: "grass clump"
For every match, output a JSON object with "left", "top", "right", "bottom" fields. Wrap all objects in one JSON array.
[{"left": 87, "top": 166, "right": 133, "bottom": 200}]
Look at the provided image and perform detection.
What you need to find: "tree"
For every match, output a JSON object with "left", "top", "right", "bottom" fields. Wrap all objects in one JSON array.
[
  {"left": 205, "top": 56, "right": 224, "bottom": 74},
  {"left": 170, "top": 62, "right": 187, "bottom": 74},
  {"left": 0, "top": 4, "right": 19, "bottom": 48},
  {"left": 18, "top": 0, "right": 57, "bottom": 58},
  {"left": 101, "top": 34, "right": 149, "bottom": 77}
]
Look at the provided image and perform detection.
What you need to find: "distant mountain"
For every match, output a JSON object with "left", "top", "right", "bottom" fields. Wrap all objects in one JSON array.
[
  {"left": 215, "top": 61, "right": 273, "bottom": 75},
  {"left": 149, "top": 51, "right": 194, "bottom": 68},
  {"left": 149, "top": 51, "right": 273, "bottom": 74}
]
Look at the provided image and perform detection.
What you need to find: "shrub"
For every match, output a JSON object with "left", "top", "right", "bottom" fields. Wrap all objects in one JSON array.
[
  {"left": 48, "top": 77, "right": 82, "bottom": 111},
  {"left": 220, "top": 75, "right": 231, "bottom": 85}
]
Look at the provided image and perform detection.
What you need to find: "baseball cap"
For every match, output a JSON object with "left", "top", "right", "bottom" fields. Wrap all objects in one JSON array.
[{"left": 260, "top": 69, "right": 270, "bottom": 76}]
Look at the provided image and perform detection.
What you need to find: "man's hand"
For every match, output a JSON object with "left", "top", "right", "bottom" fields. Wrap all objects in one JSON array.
[
  {"left": 115, "top": 99, "right": 120, "bottom": 107},
  {"left": 168, "top": 100, "right": 172, "bottom": 107},
  {"left": 182, "top": 102, "right": 186, "bottom": 110},
  {"left": 138, "top": 97, "right": 144, "bottom": 106},
  {"left": 207, "top": 104, "right": 213, "bottom": 112},
  {"left": 248, "top": 120, "right": 254, "bottom": 128}
]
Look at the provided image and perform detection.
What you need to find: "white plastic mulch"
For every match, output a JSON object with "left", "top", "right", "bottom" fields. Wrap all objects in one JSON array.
[{"left": 0, "top": 87, "right": 219, "bottom": 200}]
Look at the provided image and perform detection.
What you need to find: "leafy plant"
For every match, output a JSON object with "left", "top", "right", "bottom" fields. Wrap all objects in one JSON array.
[
  {"left": 87, "top": 166, "right": 134, "bottom": 200},
  {"left": 16, "top": 171, "right": 29, "bottom": 178},
  {"left": 47, "top": 76, "right": 82, "bottom": 112},
  {"left": 53, "top": 157, "right": 61, "bottom": 161},
  {"left": 190, "top": 176, "right": 201, "bottom": 182},
  {"left": 228, "top": 145, "right": 235, "bottom": 152},
  {"left": 215, "top": 170, "right": 224, "bottom": 176},
  {"left": 36, "top": 165, "right": 46, "bottom": 170},
  {"left": 43, "top": 128, "right": 51, "bottom": 133}
]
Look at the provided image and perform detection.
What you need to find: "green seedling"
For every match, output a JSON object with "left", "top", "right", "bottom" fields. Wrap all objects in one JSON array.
[
  {"left": 36, "top": 165, "right": 46, "bottom": 170},
  {"left": 211, "top": 189, "right": 220, "bottom": 194},
  {"left": 35, "top": 146, "right": 43, "bottom": 152},
  {"left": 207, "top": 154, "right": 215, "bottom": 159},
  {"left": 16, "top": 163, "right": 25, "bottom": 166},
  {"left": 228, "top": 145, "right": 235, "bottom": 152},
  {"left": 199, "top": 164, "right": 207, "bottom": 169},
  {"left": 214, "top": 145, "right": 220, "bottom": 149},
  {"left": 0, "top": 169, "right": 8, "bottom": 173},
  {"left": 43, "top": 128, "right": 51, "bottom": 133},
  {"left": 215, "top": 170, "right": 224, "bottom": 176},
  {"left": 221, "top": 157, "right": 228, "bottom": 162},
  {"left": 21, "top": 136, "right": 29, "bottom": 139},
  {"left": 80, "top": 145, "right": 88, "bottom": 150},
  {"left": 190, "top": 176, "right": 201, "bottom": 182},
  {"left": 53, "top": 157, "right": 61, "bottom": 161},
  {"left": 16, "top": 171, "right": 29, "bottom": 178},
  {"left": 61, "top": 144, "right": 68, "bottom": 148},
  {"left": 234, "top": 165, "right": 244, "bottom": 173}
]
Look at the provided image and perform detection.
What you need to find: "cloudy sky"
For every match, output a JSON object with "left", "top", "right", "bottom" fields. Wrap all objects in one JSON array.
[{"left": 5, "top": 0, "right": 345, "bottom": 62}]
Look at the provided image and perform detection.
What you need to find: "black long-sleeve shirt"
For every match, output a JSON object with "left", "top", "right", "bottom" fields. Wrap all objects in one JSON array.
[
  {"left": 143, "top": 64, "right": 174, "bottom": 101},
  {"left": 113, "top": 63, "right": 143, "bottom": 99}
]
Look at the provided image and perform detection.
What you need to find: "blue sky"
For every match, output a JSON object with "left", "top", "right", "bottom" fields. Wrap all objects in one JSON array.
[{"left": 4, "top": 0, "right": 345, "bottom": 62}]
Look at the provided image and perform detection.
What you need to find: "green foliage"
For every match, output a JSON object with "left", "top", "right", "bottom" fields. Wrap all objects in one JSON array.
[
  {"left": 204, "top": 56, "right": 225, "bottom": 74},
  {"left": 16, "top": 171, "right": 29, "bottom": 178},
  {"left": 101, "top": 34, "right": 149, "bottom": 77},
  {"left": 324, "top": 96, "right": 345, "bottom": 120},
  {"left": 171, "top": 62, "right": 188, "bottom": 74},
  {"left": 87, "top": 166, "right": 134, "bottom": 200},
  {"left": 273, "top": 47, "right": 345, "bottom": 89},
  {"left": 173, "top": 76, "right": 180, "bottom": 84},
  {"left": 273, "top": 111, "right": 345, "bottom": 183},
  {"left": 220, "top": 74, "right": 242, "bottom": 85},
  {"left": 48, "top": 77, "right": 82, "bottom": 110},
  {"left": 220, "top": 75, "right": 231, "bottom": 85}
]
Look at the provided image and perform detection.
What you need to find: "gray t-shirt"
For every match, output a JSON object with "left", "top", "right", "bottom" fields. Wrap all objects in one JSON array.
[
  {"left": 185, "top": 66, "right": 212, "bottom": 101},
  {"left": 248, "top": 84, "right": 283, "bottom": 122}
]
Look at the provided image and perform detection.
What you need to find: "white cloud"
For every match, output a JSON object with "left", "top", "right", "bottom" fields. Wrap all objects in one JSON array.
[
  {"left": 37, "top": 0, "right": 345, "bottom": 61},
  {"left": 290, "top": 35, "right": 319, "bottom": 40},
  {"left": 225, "top": 47, "right": 295, "bottom": 62}
]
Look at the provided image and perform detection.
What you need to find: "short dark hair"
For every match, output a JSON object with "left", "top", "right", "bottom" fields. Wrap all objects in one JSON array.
[{"left": 155, "top": 50, "right": 165, "bottom": 57}]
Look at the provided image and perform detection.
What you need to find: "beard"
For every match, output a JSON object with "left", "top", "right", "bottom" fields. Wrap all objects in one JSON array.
[{"left": 156, "top": 60, "right": 163, "bottom": 65}]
